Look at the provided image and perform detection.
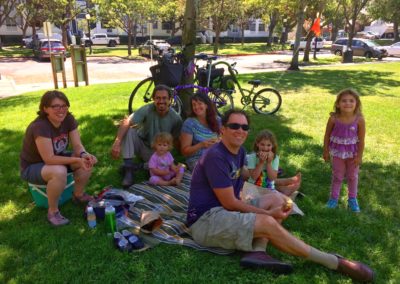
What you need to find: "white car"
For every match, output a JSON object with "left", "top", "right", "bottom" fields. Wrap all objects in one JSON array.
[
  {"left": 381, "top": 41, "right": 400, "bottom": 57},
  {"left": 289, "top": 37, "right": 324, "bottom": 51}
]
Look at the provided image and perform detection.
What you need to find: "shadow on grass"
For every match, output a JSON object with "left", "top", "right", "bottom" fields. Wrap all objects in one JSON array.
[
  {"left": 0, "top": 106, "right": 399, "bottom": 282},
  {"left": 239, "top": 68, "right": 400, "bottom": 97}
]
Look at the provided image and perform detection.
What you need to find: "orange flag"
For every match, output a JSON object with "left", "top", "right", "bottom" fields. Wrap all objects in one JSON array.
[{"left": 310, "top": 17, "right": 321, "bottom": 36}]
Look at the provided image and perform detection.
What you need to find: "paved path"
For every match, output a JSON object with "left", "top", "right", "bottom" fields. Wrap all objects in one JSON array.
[{"left": 1, "top": 52, "right": 398, "bottom": 99}]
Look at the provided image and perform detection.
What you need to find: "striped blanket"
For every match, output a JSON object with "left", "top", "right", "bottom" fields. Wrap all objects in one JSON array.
[{"left": 124, "top": 173, "right": 233, "bottom": 255}]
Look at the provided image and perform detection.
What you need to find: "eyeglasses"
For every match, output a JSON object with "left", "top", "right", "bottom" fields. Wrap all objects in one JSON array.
[
  {"left": 49, "top": 104, "right": 69, "bottom": 111},
  {"left": 154, "top": 96, "right": 169, "bottom": 101},
  {"left": 226, "top": 123, "right": 250, "bottom": 131}
]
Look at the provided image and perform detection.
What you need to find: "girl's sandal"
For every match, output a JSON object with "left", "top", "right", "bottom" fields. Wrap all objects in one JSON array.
[{"left": 73, "top": 192, "right": 94, "bottom": 204}]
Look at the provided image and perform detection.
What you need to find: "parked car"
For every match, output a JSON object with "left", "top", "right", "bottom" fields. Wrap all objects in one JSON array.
[
  {"left": 138, "top": 40, "right": 171, "bottom": 57},
  {"left": 331, "top": 38, "right": 388, "bottom": 59},
  {"left": 81, "top": 33, "right": 120, "bottom": 47},
  {"left": 289, "top": 37, "right": 324, "bottom": 51},
  {"left": 380, "top": 41, "right": 400, "bottom": 57},
  {"left": 22, "top": 33, "right": 62, "bottom": 48},
  {"left": 33, "top": 39, "right": 66, "bottom": 61}
]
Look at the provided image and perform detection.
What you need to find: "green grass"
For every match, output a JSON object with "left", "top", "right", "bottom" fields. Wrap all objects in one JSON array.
[{"left": 1, "top": 62, "right": 400, "bottom": 283}]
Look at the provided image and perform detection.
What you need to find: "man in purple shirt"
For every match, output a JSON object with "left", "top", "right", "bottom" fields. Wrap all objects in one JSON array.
[{"left": 187, "top": 109, "right": 374, "bottom": 282}]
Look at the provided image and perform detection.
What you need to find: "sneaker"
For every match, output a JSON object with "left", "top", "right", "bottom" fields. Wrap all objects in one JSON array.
[
  {"left": 240, "top": 251, "right": 293, "bottom": 274},
  {"left": 348, "top": 198, "right": 361, "bottom": 213},
  {"left": 335, "top": 254, "right": 374, "bottom": 282},
  {"left": 122, "top": 165, "right": 134, "bottom": 188},
  {"left": 326, "top": 198, "right": 338, "bottom": 209},
  {"left": 47, "top": 211, "right": 70, "bottom": 226}
]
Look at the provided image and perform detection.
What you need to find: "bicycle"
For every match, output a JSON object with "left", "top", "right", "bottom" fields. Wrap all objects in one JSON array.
[
  {"left": 194, "top": 54, "right": 282, "bottom": 115},
  {"left": 128, "top": 51, "right": 234, "bottom": 116}
]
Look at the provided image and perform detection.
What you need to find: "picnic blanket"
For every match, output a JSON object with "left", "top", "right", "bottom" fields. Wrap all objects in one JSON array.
[
  {"left": 123, "top": 172, "right": 234, "bottom": 255},
  {"left": 121, "top": 173, "right": 304, "bottom": 255}
]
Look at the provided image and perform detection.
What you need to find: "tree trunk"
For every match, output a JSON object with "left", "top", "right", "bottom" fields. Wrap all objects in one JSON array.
[
  {"left": 213, "top": 24, "right": 221, "bottom": 55},
  {"left": 133, "top": 19, "right": 137, "bottom": 48},
  {"left": 241, "top": 23, "right": 245, "bottom": 46},
  {"left": 128, "top": 32, "right": 132, "bottom": 57},
  {"left": 180, "top": 0, "right": 197, "bottom": 117},
  {"left": 288, "top": 0, "right": 306, "bottom": 71},
  {"left": 393, "top": 20, "right": 399, "bottom": 42},
  {"left": 62, "top": 24, "right": 68, "bottom": 48},
  {"left": 267, "top": 10, "right": 278, "bottom": 47}
]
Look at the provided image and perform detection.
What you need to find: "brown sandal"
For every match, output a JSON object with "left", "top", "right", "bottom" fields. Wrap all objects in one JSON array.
[{"left": 73, "top": 192, "right": 94, "bottom": 204}]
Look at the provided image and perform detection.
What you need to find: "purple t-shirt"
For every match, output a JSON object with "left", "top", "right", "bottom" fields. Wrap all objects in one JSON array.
[
  {"left": 20, "top": 114, "right": 78, "bottom": 171},
  {"left": 186, "top": 142, "right": 246, "bottom": 226}
]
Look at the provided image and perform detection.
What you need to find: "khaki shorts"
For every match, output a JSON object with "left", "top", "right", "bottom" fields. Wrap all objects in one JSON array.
[{"left": 189, "top": 206, "right": 257, "bottom": 252}]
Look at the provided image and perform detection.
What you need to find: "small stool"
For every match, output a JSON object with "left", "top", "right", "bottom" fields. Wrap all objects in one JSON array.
[{"left": 28, "top": 172, "right": 75, "bottom": 208}]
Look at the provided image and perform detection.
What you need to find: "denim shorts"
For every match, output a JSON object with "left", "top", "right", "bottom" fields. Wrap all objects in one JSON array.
[{"left": 21, "top": 152, "right": 73, "bottom": 185}]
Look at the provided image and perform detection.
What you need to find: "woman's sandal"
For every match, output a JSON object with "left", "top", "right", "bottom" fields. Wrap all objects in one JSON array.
[{"left": 73, "top": 192, "right": 94, "bottom": 204}]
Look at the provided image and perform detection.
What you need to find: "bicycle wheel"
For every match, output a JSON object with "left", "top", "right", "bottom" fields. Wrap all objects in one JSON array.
[
  {"left": 209, "top": 89, "right": 234, "bottom": 116},
  {"left": 128, "top": 77, "right": 155, "bottom": 114},
  {"left": 171, "top": 95, "right": 183, "bottom": 116},
  {"left": 252, "top": 88, "right": 282, "bottom": 115}
]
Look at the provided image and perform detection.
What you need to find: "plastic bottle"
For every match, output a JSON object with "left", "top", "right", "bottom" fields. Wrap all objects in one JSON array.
[
  {"left": 87, "top": 206, "right": 96, "bottom": 228},
  {"left": 105, "top": 205, "right": 116, "bottom": 235}
]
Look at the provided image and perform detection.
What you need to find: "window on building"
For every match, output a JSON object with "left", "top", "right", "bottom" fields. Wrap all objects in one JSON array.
[
  {"left": 162, "top": 21, "right": 173, "bottom": 30},
  {"left": 259, "top": 22, "right": 265, "bottom": 31},
  {"left": 153, "top": 22, "right": 158, "bottom": 29},
  {"left": 249, "top": 21, "right": 256, "bottom": 31},
  {"left": 6, "top": 17, "right": 17, "bottom": 27}
]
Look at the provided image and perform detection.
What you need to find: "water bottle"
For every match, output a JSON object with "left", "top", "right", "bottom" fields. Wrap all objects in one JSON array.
[
  {"left": 87, "top": 206, "right": 96, "bottom": 228},
  {"left": 105, "top": 205, "right": 116, "bottom": 235}
]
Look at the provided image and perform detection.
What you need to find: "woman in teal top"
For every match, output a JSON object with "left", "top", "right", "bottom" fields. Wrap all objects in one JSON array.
[{"left": 180, "top": 93, "right": 220, "bottom": 171}]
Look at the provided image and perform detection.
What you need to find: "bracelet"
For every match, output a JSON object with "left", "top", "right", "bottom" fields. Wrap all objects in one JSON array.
[{"left": 79, "top": 151, "right": 87, "bottom": 158}]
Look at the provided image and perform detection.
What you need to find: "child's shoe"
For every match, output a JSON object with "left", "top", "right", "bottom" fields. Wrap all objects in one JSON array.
[
  {"left": 326, "top": 198, "right": 338, "bottom": 209},
  {"left": 348, "top": 198, "right": 360, "bottom": 213}
]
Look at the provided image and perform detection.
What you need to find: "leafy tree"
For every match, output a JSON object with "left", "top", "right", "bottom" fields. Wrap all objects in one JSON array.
[
  {"left": 288, "top": 0, "right": 307, "bottom": 70},
  {"left": 95, "top": 0, "right": 156, "bottom": 56},
  {"left": 0, "top": 0, "right": 17, "bottom": 49},
  {"left": 158, "top": 0, "right": 185, "bottom": 38},
  {"left": 200, "top": 0, "right": 241, "bottom": 55},
  {"left": 15, "top": 0, "right": 46, "bottom": 43},
  {"left": 40, "top": 0, "right": 85, "bottom": 47},
  {"left": 323, "top": 0, "right": 346, "bottom": 41},
  {"left": 339, "top": 0, "right": 370, "bottom": 52},
  {"left": 368, "top": 0, "right": 400, "bottom": 41}
]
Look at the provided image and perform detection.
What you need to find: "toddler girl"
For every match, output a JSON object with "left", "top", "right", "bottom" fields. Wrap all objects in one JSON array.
[
  {"left": 323, "top": 89, "right": 365, "bottom": 212},
  {"left": 247, "top": 130, "right": 301, "bottom": 196},
  {"left": 149, "top": 132, "right": 185, "bottom": 186}
]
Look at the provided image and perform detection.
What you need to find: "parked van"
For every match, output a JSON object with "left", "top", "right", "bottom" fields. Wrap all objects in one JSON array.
[{"left": 331, "top": 38, "right": 387, "bottom": 59}]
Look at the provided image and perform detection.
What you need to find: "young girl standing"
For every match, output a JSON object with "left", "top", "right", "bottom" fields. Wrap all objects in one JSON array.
[
  {"left": 323, "top": 89, "right": 365, "bottom": 212},
  {"left": 247, "top": 130, "right": 302, "bottom": 196},
  {"left": 148, "top": 132, "right": 185, "bottom": 186}
]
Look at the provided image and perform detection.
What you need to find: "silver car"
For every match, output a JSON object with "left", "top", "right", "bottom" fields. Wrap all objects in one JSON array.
[
  {"left": 138, "top": 40, "right": 171, "bottom": 57},
  {"left": 331, "top": 38, "right": 387, "bottom": 59}
]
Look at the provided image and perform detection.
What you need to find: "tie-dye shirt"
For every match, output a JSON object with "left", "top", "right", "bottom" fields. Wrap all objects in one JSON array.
[
  {"left": 181, "top": 117, "right": 220, "bottom": 170},
  {"left": 246, "top": 152, "right": 279, "bottom": 190}
]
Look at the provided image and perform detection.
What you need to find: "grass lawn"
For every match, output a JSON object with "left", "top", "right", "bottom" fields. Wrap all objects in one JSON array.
[{"left": 0, "top": 62, "right": 399, "bottom": 283}]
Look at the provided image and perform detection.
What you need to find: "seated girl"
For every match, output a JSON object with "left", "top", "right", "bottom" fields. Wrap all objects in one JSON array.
[
  {"left": 247, "top": 130, "right": 301, "bottom": 196},
  {"left": 149, "top": 132, "right": 185, "bottom": 186}
]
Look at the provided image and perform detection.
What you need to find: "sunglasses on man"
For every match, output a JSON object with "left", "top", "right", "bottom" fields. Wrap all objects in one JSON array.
[{"left": 226, "top": 123, "right": 250, "bottom": 131}]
